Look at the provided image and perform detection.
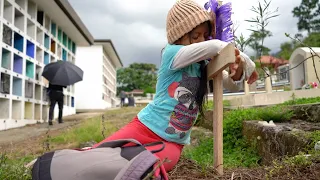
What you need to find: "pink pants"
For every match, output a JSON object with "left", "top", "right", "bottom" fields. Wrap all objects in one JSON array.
[{"left": 93, "top": 116, "right": 184, "bottom": 171}]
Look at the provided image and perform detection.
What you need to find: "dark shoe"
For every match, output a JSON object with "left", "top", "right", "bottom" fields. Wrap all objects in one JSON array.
[
  {"left": 49, "top": 121, "right": 53, "bottom": 126},
  {"left": 58, "top": 120, "right": 63, "bottom": 124}
]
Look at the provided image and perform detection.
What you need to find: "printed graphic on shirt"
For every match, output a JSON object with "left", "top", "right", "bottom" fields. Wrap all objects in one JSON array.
[{"left": 165, "top": 72, "right": 200, "bottom": 139}]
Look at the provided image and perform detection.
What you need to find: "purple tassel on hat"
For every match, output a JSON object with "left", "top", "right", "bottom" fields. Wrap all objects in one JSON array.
[{"left": 204, "top": 0, "right": 234, "bottom": 43}]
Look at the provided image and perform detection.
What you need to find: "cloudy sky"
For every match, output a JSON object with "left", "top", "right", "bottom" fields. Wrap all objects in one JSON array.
[{"left": 68, "top": 0, "right": 302, "bottom": 67}]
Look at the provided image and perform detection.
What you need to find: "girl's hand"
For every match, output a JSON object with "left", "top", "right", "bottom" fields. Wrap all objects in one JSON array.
[
  {"left": 229, "top": 48, "right": 259, "bottom": 84},
  {"left": 229, "top": 48, "right": 244, "bottom": 81},
  {"left": 247, "top": 70, "right": 259, "bottom": 85}
]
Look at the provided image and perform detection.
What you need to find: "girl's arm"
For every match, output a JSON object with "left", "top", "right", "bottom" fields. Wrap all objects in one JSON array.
[
  {"left": 170, "top": 39, "right": 256, "bottom": 92},
  {"left": 171, "top": 40, "right": 256, "bottom": 75},
  {"left": 171, "top": 39, "right": 228, "bottom": 69},
  {"left": 222, "top": 70, "right": 245, "bottom": 92}
]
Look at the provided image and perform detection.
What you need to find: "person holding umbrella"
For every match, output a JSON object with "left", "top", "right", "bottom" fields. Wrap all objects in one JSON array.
[
  {"left": 42, "top": 60, "right": 84, "bottom": 125},
  {"left": 47, "top": 83, "right": 66, "bottom": 125}
]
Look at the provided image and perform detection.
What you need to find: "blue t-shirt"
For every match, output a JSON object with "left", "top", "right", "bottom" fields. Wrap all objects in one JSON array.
[{"left": 137, "top": 44, "right": 201, "bottom": 145}]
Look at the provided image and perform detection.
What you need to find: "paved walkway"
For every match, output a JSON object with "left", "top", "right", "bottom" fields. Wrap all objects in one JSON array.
[{"left": 0, "top": 112, "right": 103, "bottom": 145}]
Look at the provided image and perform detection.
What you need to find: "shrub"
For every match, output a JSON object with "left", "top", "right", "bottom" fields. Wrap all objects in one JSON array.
[
  {"left": 0, "top": 154, "right": 32, "bottom": 180},
  {"left": 282, "top": 96, "right": 320, "bottom": 105},
  {"left": 187, "top": 105, "right": 294, "bottom": 168}
]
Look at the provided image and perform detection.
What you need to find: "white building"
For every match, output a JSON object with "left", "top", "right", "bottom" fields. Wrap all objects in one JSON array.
[
  {"left": 75, "top": 39, "right": 123, "bottom": 112},
  {"left": 0, "top": 0, "right": 94, "bottom": 131}
]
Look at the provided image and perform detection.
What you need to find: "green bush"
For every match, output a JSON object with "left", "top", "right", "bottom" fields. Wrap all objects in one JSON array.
[
  {"left": 0, "top": 154, "right": 32, "bottom": 180},
  {"left": 305, "top": 130, "right": 320, "bottom": 152},
  {"left": 183, "top": 136, "right": 260, "bottom": 168},
  {"left": 50, "top": 117, "right": 117, "bottom": 147},
  {"left": 282, "top": 96, "right": 320, "bottom": 105},
  {"left": 223, "top": 106, "right": 293, "bottom": 148},
  {"left": 187, "top": 105, "right": 294, "bottom": 168},
  {"left": 256, "top": 106, "right": 294, "bottom": 122}
]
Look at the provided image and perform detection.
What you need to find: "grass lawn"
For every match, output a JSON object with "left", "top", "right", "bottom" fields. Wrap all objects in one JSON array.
[{"left": 1, "top": 97, "right": 320, "bottom": 179}]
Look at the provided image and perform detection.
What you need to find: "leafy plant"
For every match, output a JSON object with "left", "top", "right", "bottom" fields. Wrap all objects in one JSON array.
[
  {"left": 234, "top": 33, "right": 251, "bottom": 52},
  {"left": 0, "top": 153, "right": 32, "bottom": 180},
  {"left": 245, "top": 0, "right": 279, "bottom": 74},
  {"left": 183, "top": 133, "right": 260, "bottom": 168},
  {"left": 305, "top": 130, "right": 320, "bottom": 152},
  {"left": 188, "top": 104, "right": 294, "bottom": 168},
  {"left": 256, "top": 106, "right": 294, "bottom": 122},
  {"left": 282, "top": 96, "right": 320, "bottom": 105},
  {"left": 50, "top": 117, "right": 117, "bottom": 146}
]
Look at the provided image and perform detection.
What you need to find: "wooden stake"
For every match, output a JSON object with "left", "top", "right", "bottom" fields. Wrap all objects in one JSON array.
[
  {"left": 213, "top": 72, "right": 223, "bottom": 175},
  {"left": 206, "top": 43, "right": 236, "bottom": 176}
]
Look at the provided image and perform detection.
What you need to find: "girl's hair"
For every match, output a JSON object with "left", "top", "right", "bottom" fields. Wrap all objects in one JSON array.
[
  {"left": 195, "top": 21, "right": 212, "bottom": 118},
  {"left": 196, "top": 60, "right": 208, "bottom": 118}
]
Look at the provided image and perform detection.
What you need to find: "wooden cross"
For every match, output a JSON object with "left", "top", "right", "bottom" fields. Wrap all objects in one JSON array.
[{"left": 206, "top": 43, "right": 236, "bottom": 175}]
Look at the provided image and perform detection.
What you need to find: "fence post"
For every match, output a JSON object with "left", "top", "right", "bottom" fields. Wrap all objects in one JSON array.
[
  {"left": 244, "top": 81, "right": 250, "bottom": 95},
  {"left": 207, "top": 43, "right": 236, "bottom": 175},
  {"left": 265, "top": 76, "right": 272, "bottom": 93}
]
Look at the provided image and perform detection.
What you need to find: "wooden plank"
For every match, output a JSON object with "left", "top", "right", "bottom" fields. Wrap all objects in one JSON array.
[
  {"left": 207, "top": 43, "right": 236, "bottom": 79},
  {"left": 206, "top": 43, "right": 236, "bottom": 176},
  {"left": 213, "top": 72, "right": 223, "bottom": 175}
]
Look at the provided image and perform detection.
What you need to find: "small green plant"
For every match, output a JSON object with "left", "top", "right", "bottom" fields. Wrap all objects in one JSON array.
[
  {"left": 283, "top": 152, "right": 313, "bottom": 168},
  {"left": 282, "top": 96, "right": 320, "bottom": 105},
  {"left": 50, "top": 117, "right": 117, "bottom": 147},
  {"left": 223, "top": 106, "right": 293, "bottom": 148},
  {"left": 0, "top": 153, "right": 32, "bottom": 180},
  {"left": 266, "top": 152, "right": 319, "bottom": 179},
  {"left": 305, "top": 130, "right": 320, "bottom": 152},
  {"left": 256, "top": 106, "right": 294, "bottom": 122},
  {"left": 183, "top": 135, "right": 260, "bottom": 168},
  {"left": 188, "top": 104, "right": 294, "bottom": 168},
  {"left": 283, "top": 86, "right": 291, "bottom": 91}
]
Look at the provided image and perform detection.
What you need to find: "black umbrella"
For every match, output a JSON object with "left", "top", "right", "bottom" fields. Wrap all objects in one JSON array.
[{"left": 42, "top": 60, "right": 83, "bottom": 86}]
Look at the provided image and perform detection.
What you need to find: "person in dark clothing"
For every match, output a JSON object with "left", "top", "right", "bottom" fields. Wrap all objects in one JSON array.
[
  {"left": 48, "top": 83, "right": 66, "bottom": 125},
  {"left": 120, "top": 91, "right": 127, "bottom": 107}
]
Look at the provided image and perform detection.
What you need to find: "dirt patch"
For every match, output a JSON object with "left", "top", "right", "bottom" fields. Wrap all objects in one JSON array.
[
  {"left": 280, "top": 119, "right": 320, "bottom": 131},
  {"left": 169, "top": 158, "right": 320, "bottom": 180},
  {"left": 0, "top": 112, "right": 103, "bottom": 145},
  {"left": 0, "top": 108, "right": 140, "bottom": 158},
  {"left": 169, "top": 158, "right": 265, "bottom": 180}
]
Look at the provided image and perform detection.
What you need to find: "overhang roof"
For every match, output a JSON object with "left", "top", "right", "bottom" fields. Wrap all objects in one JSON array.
[
  {"left": 94, "top": 39, "right": 123, "bottom": 68},
  {"left": 34, "top": 0, "right": 94, "bottom": 46}
]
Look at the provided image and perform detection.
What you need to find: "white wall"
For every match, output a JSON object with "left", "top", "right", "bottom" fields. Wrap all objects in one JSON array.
[
  {"left": 291, "top": 54, "right": 305, "bottom": 90},
  {"left": 75, "top": 46, "right": 107, "bottom": 110},
  {"left": 229, "top": 89, "right": 320, "bottom": 107},
  {"left": 290, "top": 47, "right": 320, "bottom": 90}
]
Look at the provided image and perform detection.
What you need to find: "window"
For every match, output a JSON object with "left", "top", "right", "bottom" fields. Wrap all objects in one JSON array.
[{"left": 278, "top": 65, "right": 289, "bottom": 81}]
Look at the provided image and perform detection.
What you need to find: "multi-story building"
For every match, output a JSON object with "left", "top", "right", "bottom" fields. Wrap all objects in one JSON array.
[
  {"left": 0, "top": 0, "right": 94, "bottom": 131},
  {"left": 75, "top": 39, "right": 123, "bottom": 112}
]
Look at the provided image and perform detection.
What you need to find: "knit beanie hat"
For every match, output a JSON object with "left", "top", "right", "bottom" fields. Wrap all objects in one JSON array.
[{"left": 166, "top": 0, "right": 213, "bottom": 44}]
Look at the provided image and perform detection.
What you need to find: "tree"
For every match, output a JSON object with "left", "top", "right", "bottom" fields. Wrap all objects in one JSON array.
[
  {"left": 245, "top": 0, "right": 279, "bottom": 75},
  {"left": 292, "top": 0, "right": 320, "bottom": 34},
  {"left": 117, "top": 63, "right": 157, "bottom": 95},
  {"left": 303, "top": 32, "right": 320, "bottom": 46},
  {"left": 277, "top": 32, "right": 320, "bottom": 60},
  {"left": 234, "top": 33, "right": 251, "bottom": 52},
  {"left": 278, "top": 42, "right": 295, "bottom": 60},
  {"left": 247, "top": 31, "right": 272, "bottom": 58}
]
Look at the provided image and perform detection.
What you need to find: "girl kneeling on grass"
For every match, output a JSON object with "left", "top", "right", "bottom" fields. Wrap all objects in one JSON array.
[{"left": 93, "top": 0, "right": 258, "bottom": 172}]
